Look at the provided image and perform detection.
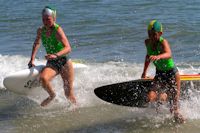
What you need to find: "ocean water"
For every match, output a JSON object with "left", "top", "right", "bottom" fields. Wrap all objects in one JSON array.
[{"left": 0, "top": 0, "right": 200, "bottom": 133}]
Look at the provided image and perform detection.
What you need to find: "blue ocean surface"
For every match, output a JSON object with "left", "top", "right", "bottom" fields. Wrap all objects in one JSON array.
[{"left": 0, "top": 0, "right": 200, "bottom": 133}]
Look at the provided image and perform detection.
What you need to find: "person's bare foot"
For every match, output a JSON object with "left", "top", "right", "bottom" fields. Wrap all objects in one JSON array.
[
  {"left": 174, "top": 112, "right": 186, "bottom": 124},
  {"left": 68, "top": 94, "right": 76, "bottom": 104},
  {"left": 65, "top": 90, "right": 77, "bottom": 104},
  {"left": 41, "top": 95, "right": 56, "bottom": 106},
  {"left": 159, "top": 93, "right": 168, "bottom": 102}
]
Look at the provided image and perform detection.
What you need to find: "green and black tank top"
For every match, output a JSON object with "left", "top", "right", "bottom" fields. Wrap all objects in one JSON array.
[
  {"left": 146, "top": 37, "right": 174, "bottom": 71},
  {"left": 41, "top": 23, "right": 65, "bottom": 56}
]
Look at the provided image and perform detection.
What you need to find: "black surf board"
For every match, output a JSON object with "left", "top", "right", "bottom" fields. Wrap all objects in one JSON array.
[{"left": 94, "top": 78, "right": 200, "bottom": 107}]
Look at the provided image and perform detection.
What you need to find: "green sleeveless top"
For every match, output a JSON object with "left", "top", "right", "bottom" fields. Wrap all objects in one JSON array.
[
  {"left": 41, "top": 23, "right": 64, "bottom": 55},
  {"left": 146, "top": 37, "right": 174, "bottom": 71}
]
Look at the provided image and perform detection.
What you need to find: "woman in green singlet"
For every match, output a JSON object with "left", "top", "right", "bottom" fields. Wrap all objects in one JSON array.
[
  {"left": 141, "top": 20, "right": 185, "bottom": 123},
  {"left": 28, "top": 6, "right": 76, "bottom": 106}
]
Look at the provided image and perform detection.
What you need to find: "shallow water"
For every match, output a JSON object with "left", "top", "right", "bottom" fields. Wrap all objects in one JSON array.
[{"left": 1, "top": 0, "right": 200, "bottom": 133}]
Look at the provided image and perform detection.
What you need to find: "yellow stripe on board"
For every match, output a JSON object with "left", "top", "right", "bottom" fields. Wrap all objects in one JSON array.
[
  {"left": 144, "top": 74, "right": 200, "bottom": 81},
  {"left": 180, "top": 74, "right": 200, "bottom": 81},
  {"left": 180, "top": 78, "right": 200, "bottom": 81}
]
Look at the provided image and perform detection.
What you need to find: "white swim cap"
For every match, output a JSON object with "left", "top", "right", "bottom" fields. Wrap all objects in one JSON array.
[{"left": 42, "top": 6, "right": 56, "bottom": 18}]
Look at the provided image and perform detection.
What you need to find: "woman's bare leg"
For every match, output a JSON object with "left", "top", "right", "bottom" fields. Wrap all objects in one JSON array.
[
  {"left": 40, "top": 67, "right": 57, "bottom": 106},
  {"left": 61, "top": 60, "right": 76, "bottom": 104}
]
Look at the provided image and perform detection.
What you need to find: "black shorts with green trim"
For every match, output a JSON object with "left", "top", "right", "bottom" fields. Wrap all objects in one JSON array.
[
  {"left": 153, "top": 67, "right": 178, "bottom": 95},
  {"left": 46, "top": 56, "right": 70, "bottom": 73}
]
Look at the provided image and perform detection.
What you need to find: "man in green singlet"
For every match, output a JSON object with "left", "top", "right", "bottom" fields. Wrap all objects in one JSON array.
[
  {"left": 141, "top": 20, "right": 185, "bottom": 123},
  {"left": 28, "top": 6, "right": 76, "bottom": 106}
]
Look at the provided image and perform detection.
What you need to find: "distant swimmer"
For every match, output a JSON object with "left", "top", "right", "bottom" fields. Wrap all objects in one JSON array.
[
  {"left": 141, "top": 20, "right": 185, "bottom": 123},
  {"left": 28, "top": 6, "right": 76, "bottom": 106}
]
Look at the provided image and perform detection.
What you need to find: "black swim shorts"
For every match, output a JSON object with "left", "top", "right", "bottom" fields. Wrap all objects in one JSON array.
[
  {"left": 153, "top": 66, "right": 178, "bottom": 94},
  {"left": 46, "top": 56, "right": 70, "bottom": 73}
]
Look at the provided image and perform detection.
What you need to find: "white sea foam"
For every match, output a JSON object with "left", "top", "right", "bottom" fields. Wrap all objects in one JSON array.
[{"left": 1, "top": 54, "right": 200, "bottom": 120}]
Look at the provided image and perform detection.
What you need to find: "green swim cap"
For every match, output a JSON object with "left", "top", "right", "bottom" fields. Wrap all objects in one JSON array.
[
  {"left": 147, "top": 20, "right": 163, "bottom": 32},
  {"left": 42, "top": 6, "right": 56, "bottom": 18}
]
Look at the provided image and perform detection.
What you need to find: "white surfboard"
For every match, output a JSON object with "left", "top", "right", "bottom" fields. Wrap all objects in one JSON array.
[{"left": 3, "top": 62, "right": 87, "bottom": 95}]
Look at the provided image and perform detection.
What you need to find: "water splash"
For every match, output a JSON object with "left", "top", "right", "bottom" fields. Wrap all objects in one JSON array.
[{"left": 1, "top": 54, "right": 200, "bottom": 120}]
